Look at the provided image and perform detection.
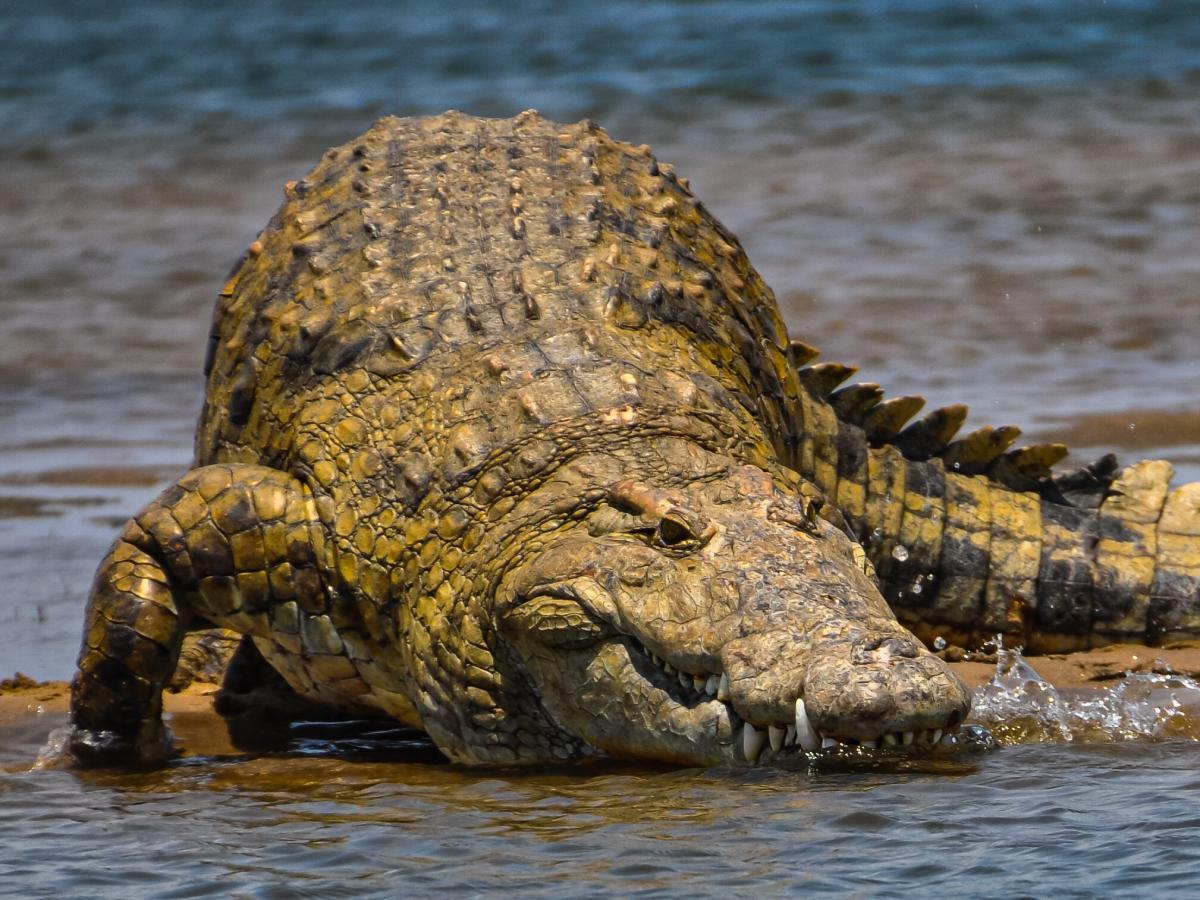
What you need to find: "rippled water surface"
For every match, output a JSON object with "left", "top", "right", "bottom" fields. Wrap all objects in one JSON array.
[
  {"left": 3, "top": 0, "right": 1199, "bottom": 680},
  {"left": 5, "top": 705, "right": 1200, "bottom": 897},
  {"left": 3, "top": 2, "right": 1200, "bottom": 894}
]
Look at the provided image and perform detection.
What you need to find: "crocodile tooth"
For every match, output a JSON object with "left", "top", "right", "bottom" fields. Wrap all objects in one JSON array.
[
  {"left": 821, "top": 736, "right": 839, "bottom": 749},
  {"left": 932, "top": 729, "right": 943, "bottom": 745},
  {"left": 793, "top": 698, "right": 820, "bottom": 751},
  {"left": 768, "top": 725, "right": 785, "bottom": 752},
  {"left": 901, "top": 731, "right": 914, "bottom": 746},
  {"left": 663, "top": 662, "right": 675, "bottom": 675},
  {"left": 882, "top": 733, "right": 899, "bottom": 747},
  {"left": 717, "top": 672, "right": 731, "bottom": 702},
  {"left": 678, "top": 671, "right": 691, "bottom": 689},
  {"left": 693, "top": 675, "right": 707, "bottom": 692},
  {"left": 705, "top": 675, "right": 719, "bottom": 696},
  {"left": 743, "top": 724, "right": 766, "bottom": 763}
]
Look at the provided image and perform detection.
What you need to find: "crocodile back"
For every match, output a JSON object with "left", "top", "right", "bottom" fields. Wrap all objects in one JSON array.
[{"left": 197, "top": 111, "right": 804, "bottom": 492}]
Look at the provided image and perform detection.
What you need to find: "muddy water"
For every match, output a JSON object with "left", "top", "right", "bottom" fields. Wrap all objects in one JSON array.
[
  {"left": 6, "top": 668, "right": 1200, "bottom": 897},
  {"left": 3, "top": 3, "right": 1200, "bottom": 893}
]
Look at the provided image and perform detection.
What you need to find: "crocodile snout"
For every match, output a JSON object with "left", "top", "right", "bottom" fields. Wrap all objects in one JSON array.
[
  {"left": 802, "top": 639, "right": 971, "bottom": 744},
  {"left": 717, "top": 629, "right": 971, "bottom": 763}
]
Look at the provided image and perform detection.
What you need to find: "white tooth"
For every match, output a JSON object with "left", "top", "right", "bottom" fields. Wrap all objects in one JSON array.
[
  {"left": 861, "top": 739, "right": 877, "bottom": 749},
  {"left": 717, "top": 673, "right": 731, "bottom": 702},
  {"left": 679, "top": 671, "right": 691, "bottom": 689},
  {"left": 902, "top": 731, "right": 914, "bottom": 746},
  {"left": 651, "top": 653, "right": 661, "bottom": 667},
  {"left": 768, "top": 725, "right": 785, "bottom": 752},
  {"left": 743, "top": 723, "right": 766, "bottom": 763},
  {"left": 785, "top": 725, "right": 796, "bottom": 746},
  {"left": 821, "top": 737, "right": 839, "bottom": 749},
  {"left": 882, "top": 733, "right": 899, "bottom": 747},
  {"left": 705, "top": 675, "right": 719, "bottom": 696},
  {"left": 663, "top": 662, "right": 675, "bottom": 675},
  {"left": 693, "top": 675, "right": 707, "bottom": 692},
  {"left": 793, "top": 698, "right": 820, "bottom": 752},
  {"left": 932, "top": 729, "right": 943, "bottom": 745}
]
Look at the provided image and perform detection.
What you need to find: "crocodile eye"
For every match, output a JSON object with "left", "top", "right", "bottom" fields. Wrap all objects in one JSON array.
[{"left": 655, "top": 515, "right": 701, "bottom": 550}]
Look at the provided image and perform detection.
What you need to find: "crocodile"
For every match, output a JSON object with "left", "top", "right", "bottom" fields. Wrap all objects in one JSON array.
[{"left": 68, "top": 111, "right": 1199, "bottom": 768}]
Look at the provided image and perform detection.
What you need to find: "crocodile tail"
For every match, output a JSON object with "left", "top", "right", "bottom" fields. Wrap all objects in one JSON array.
[
  {"left": 777, "top": 344, "right": 1200, "bottom": 649},
  {"left": 782, "top": 335, "right": 1133, "bottom": 494},
  {"left": 846, "top": 444, "right": 1200, "bottom": 652}
]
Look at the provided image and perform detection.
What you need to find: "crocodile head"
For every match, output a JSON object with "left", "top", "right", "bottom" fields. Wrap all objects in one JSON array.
[{"left": 496, "top": 463, "right": 971, "bottom": 766}]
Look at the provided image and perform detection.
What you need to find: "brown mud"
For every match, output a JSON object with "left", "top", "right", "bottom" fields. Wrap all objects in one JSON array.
[
  {"left": 6, "top": 642, "right": 1200, "bottom": 768},
  {"left": 0, "top": 680, "right": 242, "bottom": 766}
]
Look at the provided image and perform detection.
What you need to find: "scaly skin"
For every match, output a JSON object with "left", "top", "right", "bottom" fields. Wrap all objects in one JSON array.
[
  {"left": 780, "top": 357, "right": 1200, "bottom": 653},
  {"left": 68, "top": 109, "right": 1192, "bottom": 768}
]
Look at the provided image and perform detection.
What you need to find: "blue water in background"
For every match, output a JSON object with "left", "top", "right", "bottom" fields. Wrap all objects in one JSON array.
[
  {"left": 3, "top": 7, "right": 1200, "bottom": 894},
  {"left": 2, "top": 0, "right": 1199, "bottom": 679},
  {"left": 4, "top": 0, "right": 1199, "bottom": 143}
]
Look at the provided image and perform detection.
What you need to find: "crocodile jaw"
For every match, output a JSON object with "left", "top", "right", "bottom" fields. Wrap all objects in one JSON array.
[
  {"left": 544, "top": 639, "right": 738, "bottom": 766},
  {"left": 504, "top": 623, "right": 970, "bottom": 766}
]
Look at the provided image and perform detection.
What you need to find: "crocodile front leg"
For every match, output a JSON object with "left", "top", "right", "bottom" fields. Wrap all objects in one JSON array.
[{"left": 69, "top": 464, "right": 328, "bottom": 767}]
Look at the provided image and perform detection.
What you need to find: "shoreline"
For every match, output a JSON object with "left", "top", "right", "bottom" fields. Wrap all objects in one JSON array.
[{"left": 5, "top": 641, "right": 1200, "bottom": 765}]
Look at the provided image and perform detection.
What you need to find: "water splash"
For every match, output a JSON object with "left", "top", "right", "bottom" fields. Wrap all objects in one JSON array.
[
  {"left": 968, "top": 639, "right": 1200, "bottom": 745},
  {"left": 32, "top": 725, "right": 76, "bottom": 771}
]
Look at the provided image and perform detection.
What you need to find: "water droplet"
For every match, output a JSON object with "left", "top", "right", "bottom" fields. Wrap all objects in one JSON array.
[
  {"left": 892, "top": 545, "right": 909, "bottom": 562},
  {"left": 1129, "top": 422, "right": 1136, "bottom": 431},
  {"left": 933, "top": 636, "right": 947, "bottom": 651},
  {"left": 911, "top": 582, "right": 923, "bottom": 595}
]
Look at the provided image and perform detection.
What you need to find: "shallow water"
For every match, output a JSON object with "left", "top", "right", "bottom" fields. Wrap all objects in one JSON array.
[
  {"left": 5, "top": 679, "right": 1200, "bottom": 897},
  {"left": 3, "top": 0, "right": 1199, "bottom": 680},
  {"left": 2, "top": 3, "right": 1200, "bottom": 893}
]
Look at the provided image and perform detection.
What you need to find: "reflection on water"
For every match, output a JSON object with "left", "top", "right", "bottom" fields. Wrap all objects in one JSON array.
[
  {"left": 2, "top": 2, "right": 1199, "bottom": 681},
  {"left": 4, "top": 648, "right": 1200, "bottom": 896},
  {"left": 3, "top": 4, "right": 1200, "bottom": 891},
  {"left": 5, "top": 668, "right": 1200, "bottom": 896}
]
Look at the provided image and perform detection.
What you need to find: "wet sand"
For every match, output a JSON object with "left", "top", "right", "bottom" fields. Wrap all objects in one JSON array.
[
  {"left": 948, "top": 641, "right": 1200, "bottom": 690},
  {"left": 6, "top": 642, "right": 1200, "bottom": 767},
  {"left": 0, "top": 679, "right": 243, "bottom": 765}
]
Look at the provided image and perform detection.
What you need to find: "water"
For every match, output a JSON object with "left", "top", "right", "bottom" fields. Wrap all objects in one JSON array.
[
  {"left": 3, "top": 0, "right": 1199, "bottom": 681},
  {"left": 6, "top": 652, "right": 1200, "bottom": 897},
  {"left": 3, "top": 2, "right": 1200, "bottom": 893}
]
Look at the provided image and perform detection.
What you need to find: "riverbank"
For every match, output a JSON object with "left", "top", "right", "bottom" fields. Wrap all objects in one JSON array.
[{"left": 6, "top": 640, "right": 1200, "bottom": 764}]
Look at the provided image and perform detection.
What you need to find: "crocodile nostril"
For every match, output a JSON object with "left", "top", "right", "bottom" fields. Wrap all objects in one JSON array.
[{"left": 854, "top": 636, "right": 919, "bottom": 665}]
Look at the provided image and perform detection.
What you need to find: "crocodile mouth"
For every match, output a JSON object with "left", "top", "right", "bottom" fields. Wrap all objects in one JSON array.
[
  {"left": 619, "top": 631, "right": 964, "bottom": 765},
  {"left": 506, "top": 582, "right": 966, "bottom": 766}
]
